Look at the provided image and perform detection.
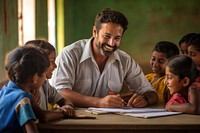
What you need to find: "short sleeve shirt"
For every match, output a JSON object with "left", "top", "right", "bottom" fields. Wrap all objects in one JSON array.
[
  {"left": 39, "top": 80, "right": 63, "bottom": 110},
  {"left": 51, "top": 38, "right": 155, "bottom": 97},
  {"left": 146, "top": 73, "right": 167, "bottom": 105},
  {"left": 0, "top": 81, "right": 36, "bottom": 133}
]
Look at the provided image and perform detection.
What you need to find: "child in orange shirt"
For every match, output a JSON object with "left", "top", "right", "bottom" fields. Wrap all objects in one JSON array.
[{"left": 146, "top": 41, "right": 179, "bottom": 105}]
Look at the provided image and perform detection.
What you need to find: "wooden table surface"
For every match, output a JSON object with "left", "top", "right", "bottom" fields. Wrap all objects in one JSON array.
[{"left": 37, "top": 108, "right": 200, "bottom": 133}]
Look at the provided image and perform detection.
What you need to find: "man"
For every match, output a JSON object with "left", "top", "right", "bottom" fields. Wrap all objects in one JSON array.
[{"left": 51, "top": 8, "right": 158, "bottom": 108}]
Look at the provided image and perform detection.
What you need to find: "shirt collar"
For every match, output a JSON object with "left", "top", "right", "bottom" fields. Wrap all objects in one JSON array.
[
  {"left": 80, "top": 37, "right": 93, "bottom": 63},
  {"left": 7, "top": 80, "right": 17, "bottom": 88}
]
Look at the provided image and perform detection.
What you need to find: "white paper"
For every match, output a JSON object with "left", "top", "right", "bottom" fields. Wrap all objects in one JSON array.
[
  {"left": 87, "top": 107, "right": 166, "bottom": 113},
  {"left": 124, "top": 111, "right": 182, "bottom": 118}
]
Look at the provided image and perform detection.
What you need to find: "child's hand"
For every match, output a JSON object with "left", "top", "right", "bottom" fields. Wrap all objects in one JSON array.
[
  {"left": 166, "top": 104, "right": 173, "bottom": 111},
  {"left": 59, "top": 105, "right": 76, "bottom": 117}
]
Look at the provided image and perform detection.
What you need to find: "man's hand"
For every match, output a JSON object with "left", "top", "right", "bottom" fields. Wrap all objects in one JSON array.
[
  {"left": 97, "top": 95, "right": 125, "bottom": 108},
  {"left": 128, "top": 93, "right": 148, "bottom": 107}
]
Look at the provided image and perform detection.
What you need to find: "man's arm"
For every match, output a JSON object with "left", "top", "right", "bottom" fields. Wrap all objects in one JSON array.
[
  {"left": 143, "top": 91, "right": 158, "bottom": 106},
  {"left": 59, "top": 89, "right": 125, "bottom": 108}
]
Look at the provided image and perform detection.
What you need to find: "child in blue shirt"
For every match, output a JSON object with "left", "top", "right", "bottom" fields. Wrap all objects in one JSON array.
[
  {"left": 146, "top": 41, "right": 179, "bottom": 105},
  {"left": 0, "top": 46, "right": 50, "bottom": 133}
]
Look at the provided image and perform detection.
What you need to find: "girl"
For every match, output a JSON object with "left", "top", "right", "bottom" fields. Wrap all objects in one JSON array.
[
  {"left": 25, "top": 40, "right": 75, "bottom": 116},
  {"left": 188, "top": 33, "right": 200, "bottom": 72},
  {"left": 0, "top": 46, "right": 49, "bottom": 133},
  {"left": 146, "top": 41, "right": 179, "bottom": 105},
  {"left": 178, "top": 33, "right": 197, "bottom": 55},
  {"left": 165, "top": 55, "right": 200, "bottom": 114},
  {"left": 25, "top": 40, "right": 94, "bottom": 120}
]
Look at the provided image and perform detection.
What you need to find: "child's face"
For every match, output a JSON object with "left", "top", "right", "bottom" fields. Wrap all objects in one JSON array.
[
  {"left": 31, "top": 71, "right": 47, "bottom": 90},
  {"left": 46, "top": 51, "right": 57, "bottom": 79},
  {"left": 180, "top": 42, "right": 189, "bottom": 55},
  {"left": 165, "top": 66, "right": 184, "bottom": 95},
  {"left": 188, "top": 45, "right": 200, "bottom": 71},
  {"left": 150, "top": 51, "right": 168, "bottom": 77}
]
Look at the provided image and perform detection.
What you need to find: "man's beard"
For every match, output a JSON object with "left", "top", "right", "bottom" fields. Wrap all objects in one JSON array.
[{"left": 97, "top": 42, "right": 118, "bottom": 57}]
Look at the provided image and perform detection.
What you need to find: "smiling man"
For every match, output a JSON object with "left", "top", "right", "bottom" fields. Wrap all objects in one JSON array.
[{"left": 51, "top": 8, "right": 158, "bottom": 108}]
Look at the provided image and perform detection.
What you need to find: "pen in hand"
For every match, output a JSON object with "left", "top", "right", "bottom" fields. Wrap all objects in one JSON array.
[
  {"left": 108, "top": 91, "right": 115, "bottom": 95},
  {"left": 107, "top": 91, "right": 128, "bottom": 106}
]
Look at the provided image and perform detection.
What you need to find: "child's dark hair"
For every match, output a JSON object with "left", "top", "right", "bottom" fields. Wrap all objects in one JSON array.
[
  {"left": 94, "top": 8, "right": 128, "bottom": 33},
  {"left": 188, "top": 33, "right": 200, "bottom": 52},
  {"left": 179, "top": 33, "right": 197, "bottom": 46},
  {"left": 5, "top": 46, "right": 50, "bottom": 84},
  {"left": 153, "top": 41, "right": 180, "bottom": 59},
  {"left": 25, "top": 39, "right": 55, "bottom": 55},
  {"left": 167, "top": 55, "right": 197, "bottom": 85}
]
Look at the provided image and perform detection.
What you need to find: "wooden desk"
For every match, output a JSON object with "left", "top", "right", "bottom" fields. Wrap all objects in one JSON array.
[{"left": 37, "top": 108, "right": 200, "bottom": 133}]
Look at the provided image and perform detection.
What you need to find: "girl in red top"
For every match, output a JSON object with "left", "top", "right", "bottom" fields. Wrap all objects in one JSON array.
[{"left": 165, "top": 55, "right": 200, "bottom": 114}]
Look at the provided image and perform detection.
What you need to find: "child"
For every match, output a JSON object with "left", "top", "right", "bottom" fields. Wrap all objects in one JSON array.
[
  {"left": 146, "top": 41, "right": 179, "bottom": 105},
  {"left": 178, "top": 33, "right": 197, "bottom": 55},
  {"left": 187, "top": 33, "right": 200, "bottom": 114},
  {"left": 0, "top": 46, "right": 49, "bottom": 133},
  {"left": 25, "top": 40, "right": 75, "bottom": 114},
  {"left": 188, "top": 33, "right": 200, "bottom": 72},
  {"left": 165, "top": 55, "right": 200, "bottom": 114}
]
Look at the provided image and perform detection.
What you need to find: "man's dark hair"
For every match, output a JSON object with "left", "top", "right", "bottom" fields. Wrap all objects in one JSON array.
[{"left": 94, "top": 8, "right": 128, "bottom": 33}]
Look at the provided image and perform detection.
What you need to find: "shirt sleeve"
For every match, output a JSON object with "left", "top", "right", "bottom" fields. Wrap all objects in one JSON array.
[
  {"left": 124, "top": 57, "right": 155, "bottom": 94},
  {"left": 45, "top": 80, "right": 63, "bottom": 104},
  {"left": 15, "top": 97, "right": 36, "bottom": 126},
  {"left": 51, "top": 49, "right": 76, "bottom": 91}
]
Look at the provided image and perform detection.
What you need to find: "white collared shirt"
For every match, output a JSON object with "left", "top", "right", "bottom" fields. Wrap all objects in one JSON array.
[{"left": 51, "top": 38, "right": 155, "bottom": 97}]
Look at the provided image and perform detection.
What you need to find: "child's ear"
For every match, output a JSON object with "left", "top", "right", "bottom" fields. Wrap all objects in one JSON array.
[
  {"left": 32, "top": 73, "right": 39, "bottom": 84},
  {"left": 183, "top": 77, "right": 190, "bottom": 87}
]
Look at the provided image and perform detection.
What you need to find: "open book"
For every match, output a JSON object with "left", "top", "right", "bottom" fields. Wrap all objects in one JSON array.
[{"left": 86, "top": 107, "right": 182, "bottom": 118}]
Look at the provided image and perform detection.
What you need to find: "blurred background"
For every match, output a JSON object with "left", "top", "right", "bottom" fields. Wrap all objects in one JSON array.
[{"left": 1, "top": 0, "right": 200, "bottom": 82}]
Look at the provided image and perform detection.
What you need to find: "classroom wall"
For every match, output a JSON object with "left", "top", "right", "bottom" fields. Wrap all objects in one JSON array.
[
  {"left": 63, "top": 0, "right": 200, "bottom": 74},
  {"left": 0, "top": 0, "right": 200, "bottom": 82},
  {"left": 0, "top": 0, "right": 18, "bottom": 82},
  {"left": 0, "top": 0, "right": 48, "bottom": 82}
]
